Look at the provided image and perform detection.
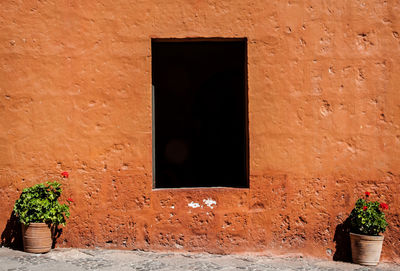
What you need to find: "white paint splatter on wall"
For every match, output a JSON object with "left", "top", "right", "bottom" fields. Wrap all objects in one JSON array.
[
  {"left": 187, "top": 199, "right": 217, "bottom": 209},
  {"left": 188, "top": 201, "right": 201, "bottom": 208},
  {"left": 203, "top": 198, "right": 217, "bottom": 209}
]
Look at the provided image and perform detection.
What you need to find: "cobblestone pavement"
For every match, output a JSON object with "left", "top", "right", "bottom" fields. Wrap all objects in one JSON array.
[{"left": 0, "top": 248, "right": 399, "bottom": 271}]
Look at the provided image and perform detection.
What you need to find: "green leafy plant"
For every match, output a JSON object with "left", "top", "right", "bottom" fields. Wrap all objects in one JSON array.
[
  {"left": 349, "top": 192, "right": 388, "bottom": 236},
  {"left": 13, "top": 172, "right": 73, "bottom": 226}
]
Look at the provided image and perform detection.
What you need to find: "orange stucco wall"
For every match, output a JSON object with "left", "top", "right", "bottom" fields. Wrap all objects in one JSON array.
[{"left": 1, "top": 0, "right": 400, "bottom": 262}]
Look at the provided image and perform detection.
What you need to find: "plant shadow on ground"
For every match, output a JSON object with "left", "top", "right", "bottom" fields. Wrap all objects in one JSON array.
[
  {"left": 1, "top": 212, "right": 64, "bottom": 251},
  {"left": 1, "top": 211, "right": 23, "bottom": 250},
  {"left": 333, "top": 216, "right": 352, "bottom": 262}
]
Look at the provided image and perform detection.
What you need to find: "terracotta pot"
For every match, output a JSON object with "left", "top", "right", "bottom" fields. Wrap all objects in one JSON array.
[
  {"left": 21, "top": 223, "right": 52, "bottom": 253},
  {"left": 350, "top": 232, "right": 384, "bottom": 266}
]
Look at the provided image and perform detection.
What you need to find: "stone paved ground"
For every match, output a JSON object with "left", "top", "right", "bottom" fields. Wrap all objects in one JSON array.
[{"left": 0, "top": 248, "right": 399, "bottom": 271}]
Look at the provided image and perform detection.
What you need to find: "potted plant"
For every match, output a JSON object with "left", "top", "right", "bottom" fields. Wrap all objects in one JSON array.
[
  {"left": 13, "top": 172, "right": 73, "bottom": 253},
  {"left": 349, "top": 191, "right": 388, "bottom": 266}
]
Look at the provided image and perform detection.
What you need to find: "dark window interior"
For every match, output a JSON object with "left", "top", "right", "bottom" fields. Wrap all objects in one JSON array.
[{"left": 152, "top": 38, "right": 248, "bottom": 188}]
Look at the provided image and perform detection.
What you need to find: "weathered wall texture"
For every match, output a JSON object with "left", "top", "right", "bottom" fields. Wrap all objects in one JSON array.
[{"left": 1, "top": 0, "right": 400, "bottom": 262}]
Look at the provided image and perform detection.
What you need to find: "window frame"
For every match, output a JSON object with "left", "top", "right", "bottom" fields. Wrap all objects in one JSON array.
[{"left": 151, "top": 37, "right": 249, "bottom": 189}]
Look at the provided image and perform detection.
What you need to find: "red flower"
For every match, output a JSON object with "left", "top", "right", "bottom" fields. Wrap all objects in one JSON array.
[
  {"left": 61, "top": 171, "right": 69, "bottom": 178},
  {"left": 67, "top": 198, "right": 74, "bottom": 203},
  {"left": 363, "top": 206, "right": 368, "bottom": 211},
  {"left": 365, "top": 191, "right": 370, "bottom": 197},
  {"left": 380, "top": 203, "right": 388, "bottom": 210}
]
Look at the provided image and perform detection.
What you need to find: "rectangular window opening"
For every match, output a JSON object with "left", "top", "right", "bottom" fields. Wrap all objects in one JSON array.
[{"left": 152, "top": 38, "right": 248, "bottom": 189}]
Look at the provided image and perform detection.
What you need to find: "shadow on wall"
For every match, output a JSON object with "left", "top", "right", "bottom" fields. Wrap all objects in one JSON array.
[
  {"left": 0, "top": 211, "right": 64, "bottom": 250},
  {"left": 1, "top": 211, "right": 23, "bottom": 250},
  {"left": 51, "top": 225, "right": 63, "bottom": 249},
  {"left": 333, "top": 216, "right": 352, "bottom": 262}
]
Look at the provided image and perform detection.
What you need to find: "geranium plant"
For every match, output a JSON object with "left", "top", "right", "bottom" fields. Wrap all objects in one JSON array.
[
  {"left": 349, "top": 192, "right": 388, "bottom": 236},
  {"left": 13, "top": 172, "right": 73, "bottom": 226}
]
